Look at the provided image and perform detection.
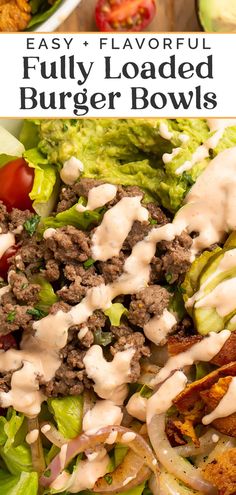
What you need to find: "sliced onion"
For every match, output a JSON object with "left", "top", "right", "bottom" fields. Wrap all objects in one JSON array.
[
  {"left": 40, "top": 421, "right": 68, "bottom": 448},
  {"left": 40, "top": 425, "right": 159, "bottom": 488},
  {"left": 27, "top": 418, "right": 45, "bottom": 474},
  {"left": 147, "top": 414, "right": 216, "bottom": 494},
  {"left": 159, "top": 470, "right": 203, "bottom": 495},
  {"left": 94, "top": 449, "right": 150, "bottom": 493},
  {"left": 174, "top": 429, "right": 219, "bottom": 458},
  {"left": 196, "top": 435, "right": 236, "bottom": 468}
]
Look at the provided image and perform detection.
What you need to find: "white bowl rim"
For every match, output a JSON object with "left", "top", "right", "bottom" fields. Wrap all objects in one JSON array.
[{"left": 34, "top": 0, "right": 82, "bottom": 32}]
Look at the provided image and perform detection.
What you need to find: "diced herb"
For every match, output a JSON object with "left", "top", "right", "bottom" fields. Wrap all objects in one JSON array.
[
  {"left": 178, "top": 285, "right": 186, "bottom": 294},
  {"left": 26, "top": 308, "right": 47, "bottom": 320},
  {"left": 23, "top": 215, "right": 40, "bottom": 237},
  {"left": 94, "top": 329, "right": 113, "bottom": 347},
  {"left": 6, "top": 311, "right": 16, "bottom": 323},
  {"left": 83, "top": 258, "right": 95, "bottom": 269},
  {"left": 149, "top": 218, "right": 157, "bottom": 225},
  {"left": 140, "top": 384, "right": 153, "bottom": 399},
  {"left": 104, "top": 474, "right": 113, "bottom": 485},
  {"left": 63, "top": 123, "right": 69, "bottom": 132},
  {"left": 165, "top": 272, "right": 173, "bottom": 284},
  {"left": 21, "top": 283, "right": 28, "bottom": 290},
  {"left": 44, "top": 469, "right": 51, "bottom": 478},
  {"left": 183, "top": 172, "right": 195, "bottom": 186}
]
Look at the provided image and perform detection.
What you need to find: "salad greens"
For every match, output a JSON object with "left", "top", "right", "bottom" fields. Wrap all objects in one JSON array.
[{"left": 49, "top": 396, "right": 83, "bottom": 439}]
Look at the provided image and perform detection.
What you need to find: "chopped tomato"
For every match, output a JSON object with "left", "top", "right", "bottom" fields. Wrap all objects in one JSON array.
[
  {"left": 0, "top": 158, "right": 34, "bottom": 212},
  {"left": 95, "top": 0, "right": 156, "bottom": 31},
  {"left": 0, "top": 333, "right": 17, "bottom": 351},
  {"left": 0, "top": 245, "right": 19, "bottom": 280}
]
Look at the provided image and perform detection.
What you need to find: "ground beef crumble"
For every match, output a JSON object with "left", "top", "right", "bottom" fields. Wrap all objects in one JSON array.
[{"left": 0, "top": 179, "right": 193, "bottom": 399}]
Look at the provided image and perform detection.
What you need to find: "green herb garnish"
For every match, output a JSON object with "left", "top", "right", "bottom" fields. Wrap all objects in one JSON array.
[
  {"left": 26, "top": 308, "right": 47, "bottom": 320},
  {"left": 149, "top": 218, "right": 157, "bottom": 225},
  {"left": 94, "top": 329, "right": 113, "bottom": 347},
  {"left": 104, "top": 474, "right": 113, "bottom": 486},
  {"left": 165, "top": 272, "right": 173, "bottom": 284},
  {"left": 24, "top": 215, "right": 40, "bottom": 237},
  {"left": 83, "top": 258, "right": 95, "bottom": 269},
  {"left": 140, "top": 384, "right": 153, "bottom": 399},
  {"left": 6, "top": 311, "right": 16, "bottom": 323}
]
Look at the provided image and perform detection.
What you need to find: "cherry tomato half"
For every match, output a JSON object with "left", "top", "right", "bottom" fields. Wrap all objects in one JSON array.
[
  {"left": 0, "top": 245, "right": 19, "bottom": 280},
  {"left": 95, "top": 0, "right": 156, "bottom": 31},
  {"left": 0, "top": 333, "right": 17, "bottom": 351},
  {"left": 0, "top": 158, "right": 34, "bottom": 212}
]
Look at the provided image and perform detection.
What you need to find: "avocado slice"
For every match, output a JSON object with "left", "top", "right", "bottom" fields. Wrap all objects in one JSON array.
[{"left": 197, "top": 0, "right": 236, "bottom": 32}]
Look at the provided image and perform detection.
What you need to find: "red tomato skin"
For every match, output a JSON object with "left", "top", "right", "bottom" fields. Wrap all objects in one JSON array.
[
  {"left": 95, "top": 0, "right": 156, "bottom": 32},
  {"left": 0, "top": 333, "right": 17, "bottom": 351},
  {"left": 0, "top": 158, "right": 34, "bottom": 212},
  {"left": 0, "top": 245, "right": 19, "bottom": 280}
]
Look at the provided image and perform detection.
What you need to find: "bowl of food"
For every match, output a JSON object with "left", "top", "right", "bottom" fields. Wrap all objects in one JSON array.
[
  {"left": 0, "top": 0, "right": 81, "bottom": 32},
  {"left": 197, "top": 0, "right": 236, "bottom": 32},
  {"left": 1, "top": 117, "right": 236, "bottom": 494}
]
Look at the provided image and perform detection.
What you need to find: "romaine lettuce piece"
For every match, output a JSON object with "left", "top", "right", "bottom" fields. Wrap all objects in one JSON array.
[
  {"left": 0, "top": 126, "right": 24, "bottom": 158},
  {"left": 19, "top": 121, "right": 40, "bottom": 150},
  {"left": 42, "top": 203, "right": 104, "bottom": 231},
  {"left": 30, "top": 275, "right": 58, "bottom": 313},
  {"left": 48, "top": 395, "right": 83, "bottom": 439},
  {"left": 104, "top": 303, "right": 128, "bottom": 326},
  {"left": 0, "top": 470, "right": 38, "bottom": 495},
  {"left": 24, "top": 148, "right": 59, "bottom": 217}
]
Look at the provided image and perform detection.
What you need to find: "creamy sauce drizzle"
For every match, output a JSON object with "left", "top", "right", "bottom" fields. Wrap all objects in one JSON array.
[
  {"left": 82, "top": 400, "right": 123, "bottom": 434},
  {"left": 195, "top": 277, "right": 236, "bottom": 317},
  {"left": 91, "top": 196, "right": 149, "bottom": 261},
  {"left": 176, "top": 119, "right": 236, "bottom": 175},
  {"left": 150, "top": 330, "right": 230, "bottom": 387},
  {"left": 51, "top": 450, "right": 109, "bottom": 492},
  {"left": 162, "top": 147, "right": 181, "bottom": 164},
  {"left": 5, "top": 143, "right": 236, "bottom": 416},
  {"left": 144, "top": 309, "right": 177, "bottom": 346},
  {"left": 202, "top": 377, "right": 236, "bottom": 425},
  {"left": 147, "top": 371, "right": 187, "bottom": 423},
  {"left": 83, "top": 345, "right": 135, "bottom": 404},
  {"left": 76, "top": 184, "right": 117, "bottom": 212},
  {"left": 159, "top": 122, "right": 173, "bottom": 140},
  {"left": 0, "top": 232, "right": 15, "bottom": 259},
  {"left": 26, "top": 429, "right": 39, "bottom": 444},
  {"left": 126, "top": 393, "right": 147, "bottom": 422},
  {"left": 60, "top": 157, "right": 84, "bottom": 185}
]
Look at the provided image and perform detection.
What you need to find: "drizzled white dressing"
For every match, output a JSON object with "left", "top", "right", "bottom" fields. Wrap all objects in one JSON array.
[
  {"left": 91, "top": 196, "right": 149, "bottom": 261},
  {"left": 159, "top": 123, "right": 173, "bottom": 140},
  {"left": 82, "top": 400, "right": 123, "bottom": 434},
  {"left": 83, "top": 345, "right": 135, "bottom": 404},
  {"left": 0, "top": 232, "right": 15, "bottom": 259},
  {"left": 203, "top": 377, "right": 236, "bottom": 425},
  {"left": 147, "top": 371, "right": 187, "bottom": 423},
  {"left": 150, "top": 330, "right": 230, "bottom": 387},
  {"left": 176, "top": 119, "right": 236, "bottom": 175},
  {"left": 144, "top": 309, "right": 177, "bottom": 346},
  {"left": 126, "top": 393, "right": 147, "bottom": 422},
  {"left": 76, "top": 184, "right": 117, "bottom": 212},
  {"left": 60, "top": 157, "right": 84, "bottom": 185},
  {"left": 4, "top": 144, "right": 236, "bottom": 415}
]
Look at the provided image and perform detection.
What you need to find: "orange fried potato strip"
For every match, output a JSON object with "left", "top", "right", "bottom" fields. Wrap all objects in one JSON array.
[
  {"left": 173, "top": 361, "right": 236, "bottom": 413},
  {"left": 204, "top": 449, "right": 236, "bottom": 495},
  {"left": 168, "top": 334, "right": 236, "bottom": 367},
  {"left": 201, "top": 377, "right": 236, "bottom": 437},
  {"left": 0, "top": 0, "right": 31, "bottom": 31}
]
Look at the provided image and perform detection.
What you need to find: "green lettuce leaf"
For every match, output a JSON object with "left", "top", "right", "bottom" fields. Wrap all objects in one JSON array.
[
  {"left": 19, "top": 121, "right": 40, "bottom": 150},
  {"left": 27, "top": 0, "right": 62, "bottom": 28},
  {"left": 42, "top": 203, "right": 104, "bottom": 231},
  {"left": 0, "top": 444, "right": 32, "bottom": 475},
  {"left": 30, "top": 275, "right": 58, "bottom": 313},
  {"left": 24, "top": 149, "right": 57, "bottom": 203},
  {"left": 48, "top": 395, "right": 83, "bottom": 439},
  {"left": 0, "top": 126, "right": 24, "bottom": 157},
  {"left": 0, "top": 470, "right": 38, "bottom": 495},
  {"left": 104, "top": 303, "right": 128, "bottom": 326}
]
